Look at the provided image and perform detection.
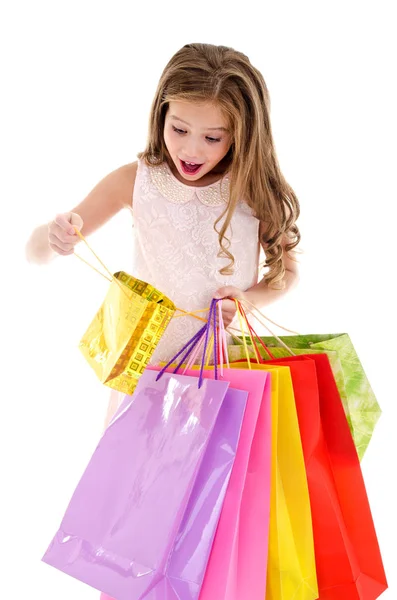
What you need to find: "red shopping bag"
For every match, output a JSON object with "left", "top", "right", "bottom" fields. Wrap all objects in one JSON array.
[
  {"left": 228, "top": 301, "right": 386, "bottom": 599},
  {"left": 263, "top": 353, "right": 387, "bottom": 599}
]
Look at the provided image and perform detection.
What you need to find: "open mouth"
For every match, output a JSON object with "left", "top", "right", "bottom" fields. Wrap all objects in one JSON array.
[{"left": 180, "top": 159, "right": 204, "bottom": 175}]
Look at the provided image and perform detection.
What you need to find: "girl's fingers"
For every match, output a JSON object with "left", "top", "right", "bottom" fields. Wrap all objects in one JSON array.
[
  {"left": 49, "top": 233, "right": 75, "bottom": 252},
  {"left": 50, "top": 223, "right": 79, "bottom": 244},
  {"left": 221, "top": 298, "right": 237, "bottom": 312},
  {"left": 221, "top": 305, "right": 237, "bottom": 327},
  {"left": 49, "top": 242, "right": 75, "bottom": 256},
  {"left": 214, "top": 285, "right": 246, "bottom": 301},
  {"left": 54, "top": 213, "right": 76, "bottom": 235}
]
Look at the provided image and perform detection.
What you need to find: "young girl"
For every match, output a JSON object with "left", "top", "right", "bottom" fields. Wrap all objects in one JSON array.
[
  {"left": 26, "top": 41, "right": 300, "bottom": 349},
  {"left": 26, "top": 41, "right": 301, "bottom": 599}
]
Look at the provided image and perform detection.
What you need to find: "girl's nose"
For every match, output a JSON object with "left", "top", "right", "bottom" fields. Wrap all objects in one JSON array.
[{"left": 182, "top": 140, "right": 202, "bottom": 162}]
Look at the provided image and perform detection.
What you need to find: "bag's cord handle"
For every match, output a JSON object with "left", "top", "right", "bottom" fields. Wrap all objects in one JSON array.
[
  {"left": 239, "top": 299, "right": 296, "bottom": 354},
  {"left": 176, "top": 297, "right": 300, "bottom": 334},
  {"left": 156, "top": 299, "right": 220, "bottom": 388},
  {"left": 235, "top": 300, "right": 295, "bottom": 356},
  {"left": 240, "top": 296, "right": 299, "bottom": 335},
  {"left": 73, "top": 228, "right": 206, "bottom": 321},
  {"left": 73, "top": 229, "right": 299, "bottom": 339},
  {"left": 73, "top": 228, "right": 132, "bottom": 300},
  {"left": 236, "top": 302, "right": 278, "bottom": 360}
]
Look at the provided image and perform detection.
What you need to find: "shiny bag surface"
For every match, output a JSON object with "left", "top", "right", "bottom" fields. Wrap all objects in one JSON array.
[
  {"left": 228, "top": 302, "right": 387, "bottom": 598},
  {"left": 79, "top": 271, "right": 176, "bottom": 395},
  {"left": 266, "top": 354, "right": 388, "bottom": 599},
  {"left": 42, "top": 369, "right": 232, "bottom": 600},
  {"left": 183, "top": 366, "right": 271, "bottom": 600},
  {"left": 230, "top": 361, "right": 318, "bottom": 600},
  {"left": 44, "top": 300, "right": 248, "bottom": 600},
  {"left": 229, "top": 332, "right": 381, "bottom": 460}
]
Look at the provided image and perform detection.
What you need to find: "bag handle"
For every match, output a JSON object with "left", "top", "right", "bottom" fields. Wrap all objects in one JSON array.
[
  {"left": 156, "top": 299, "right": 220, "bottom": 388},
  {"left": 173, "top": 307, "right": 208, "bottom": 323},
  {"left": 232, "top": 299, "right": 295, "bottom": 358},
  {"left": 176, "top": 296, "right": 300, "bottom": 332},
  {"left": 73, "top": 228, "right": 132, "bottom": 300},
  {"left": 74, "top": 229, "right": 298, "bottom": 339},
  {"left": 240, "top": 296, "right": 299, "bottom": 335},
  {"left": 74, "top": 229, "right": 207, "bottom": 323},
  {"left": 217, "top": 300, "right": 230, "bottom": 373},
  {"left": 180, "top": 300, "right": 229, "bottom": 375},
  {"left": 235, "top": 301, "right": 276, "bottom": 361}
]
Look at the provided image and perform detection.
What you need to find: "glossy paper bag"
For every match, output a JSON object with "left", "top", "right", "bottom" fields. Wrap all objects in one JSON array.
[
  {"left": 185, "top": 366, "right": 271, "bottom": 600},
  {"left": 229, "top": 332, "right": 381, "bottom": 459},
  {"left": 265, "top": 354, "right": 388, "bottom": 599},
  {"left": 230, "top": 361, "right": 318, "bottom": 600},
  {"left": 42, "top": 369, "right": 230, "bottom": 600},
  {"left": 79, "top": 272, "right": 175, "bottom": 395}
]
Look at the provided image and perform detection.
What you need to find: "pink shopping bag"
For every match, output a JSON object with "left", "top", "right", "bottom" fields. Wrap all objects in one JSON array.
[{"left": 173, "top": 366, "right": 272, "bottom": 600}]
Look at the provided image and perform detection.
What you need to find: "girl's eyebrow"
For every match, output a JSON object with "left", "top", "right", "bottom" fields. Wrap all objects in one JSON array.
[{"left": 169, "top": 115, "right": 228, "bottom": 132}]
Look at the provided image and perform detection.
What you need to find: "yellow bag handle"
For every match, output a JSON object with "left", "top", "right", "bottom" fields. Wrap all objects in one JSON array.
[
  {"left": 240, "top": 296, "right": 299, "bottom": 335},
  {"left": 74, "top": 228, "right": 132, "bottom": 300},
  {"left": 73, "top": 228, "right": 208, "bottom": 322},
  {"left": 73, "top": 229, "right": 300, "bottom": 337},
  {"left": 233, "top": 297, "right": 297, "bottom": 356}
]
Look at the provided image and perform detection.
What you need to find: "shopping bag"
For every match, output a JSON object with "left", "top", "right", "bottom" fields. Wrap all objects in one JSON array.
[
  {"left": 228, "top": 300, "right": 387, "bottom": 598},
  {"left": 264, "top": 353, "right": 388, "bottom": 599},
  {"left": 79, "top": 271, "right": 176, "bottom": 395},
  {"left": 74, "top": 232, "right": 176, "bottom": 395},
  {"left": 230, "top": 361, "right": 317, "bottom": 600},
  {"left": 180, "top": 367, "right": 271, "bottom": 600},
  {"left": 155, "top": 301, "right": 272, "bottom": 600},
  {"left": 42, "top": 368, "right": 234, "bottom": 599},
  {"left": 150, "top": 303, "right": 271, "bottom": 599},
  {"left": 43, "top": 300, "right": 247, "bottom": 600},
  {"left": 229, "top": 332, "right": 381, "bottom": 459},
  {"left": 99, "top": 374, "right": 247, "bottom": 600}
]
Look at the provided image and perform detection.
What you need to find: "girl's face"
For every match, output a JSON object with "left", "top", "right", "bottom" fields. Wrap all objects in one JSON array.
[{"left": 163, "top": 100, "right": 232, "bottom": 183}]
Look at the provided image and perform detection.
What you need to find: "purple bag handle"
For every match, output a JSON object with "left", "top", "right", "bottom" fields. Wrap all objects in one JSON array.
[
  {"left": 198, "top": 298, "right": 218, "bottom": 387},
  {"left": 156, "top": 299, "right": 220, "bottom": 388}
]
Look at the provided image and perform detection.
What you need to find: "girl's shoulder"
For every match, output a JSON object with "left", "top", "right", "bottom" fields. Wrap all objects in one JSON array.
[
  {"left": 119, "top": 160, "right": 139, "bottom": 203},
  {"left": 107, "top": 160, "right": 139, "bottom": 209},
  {"left": 69, "top": 161, "right": 139, "bottom": 237}
]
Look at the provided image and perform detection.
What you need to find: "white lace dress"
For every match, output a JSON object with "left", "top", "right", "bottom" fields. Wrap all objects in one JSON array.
[{"left": 104, "top": 158, "right": 260, "bottom": 426}]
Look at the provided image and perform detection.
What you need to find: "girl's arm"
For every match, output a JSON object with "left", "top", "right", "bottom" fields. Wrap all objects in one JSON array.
[
  {"left": 244, "top": 233, "right": 300, "bottom": 309},
  {"left": 25, "top": 161, "right": 138, "bottom": 264},
  {"left": 215, "top": 224, "right": 300, "bottom": 325}
]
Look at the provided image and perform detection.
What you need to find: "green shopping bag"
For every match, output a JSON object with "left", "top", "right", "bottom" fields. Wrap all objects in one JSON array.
[{"left": 229, "top": 333, "right": 381, "bottom": 460}]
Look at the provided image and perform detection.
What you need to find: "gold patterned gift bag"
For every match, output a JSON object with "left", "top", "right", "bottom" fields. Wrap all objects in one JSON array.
[{"left": 74, "top": 231, "right": 176, "bottom": 395}]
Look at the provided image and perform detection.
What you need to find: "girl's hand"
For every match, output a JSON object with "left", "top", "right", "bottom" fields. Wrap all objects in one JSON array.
[
  {"left": 213, "top": 286, "right": 247, "bottom": 327},
  {"left": 48, "top": 212, "right": 84, "bottom": 256}
]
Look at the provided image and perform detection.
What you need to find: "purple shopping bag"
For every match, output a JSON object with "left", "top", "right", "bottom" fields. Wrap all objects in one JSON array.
[
  {"left": 42, "top": 368, "right": 232, "bottom": 599},
  {"left": 165, "top": 386, "right": 248, "bottom": 594},
  {"left": 99, "top": 382, "right": 248, "bottom": 600}
]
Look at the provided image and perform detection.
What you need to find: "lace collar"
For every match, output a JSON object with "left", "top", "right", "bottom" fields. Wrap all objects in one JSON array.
[{"left": 148, "top": 161, "right": 230, "bottom": 206}]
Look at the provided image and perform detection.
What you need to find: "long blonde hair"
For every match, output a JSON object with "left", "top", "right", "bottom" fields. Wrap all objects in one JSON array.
[{"left": 138, "top": 43, "right": 300, "bottom": 288}]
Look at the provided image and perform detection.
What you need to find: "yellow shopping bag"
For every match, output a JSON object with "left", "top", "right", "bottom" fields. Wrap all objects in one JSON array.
[
  {"left": 169, "top": 297, "right": 317, "bottom": 598},
  {"left": 231, "top": 361, "right": 318, "bottom": 600},
  {"left": 74, "top": 231, "right": 176, "bottom": 395}
]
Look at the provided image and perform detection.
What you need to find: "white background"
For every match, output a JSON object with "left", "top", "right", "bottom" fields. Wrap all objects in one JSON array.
[{"left": 1, "top": 0, "right": 396, "bottom": 598}]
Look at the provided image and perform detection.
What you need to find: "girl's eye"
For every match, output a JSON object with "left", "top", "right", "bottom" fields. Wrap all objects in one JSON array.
[{"left": 172, "top": 126, "right": 221, "bottom": 143}]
